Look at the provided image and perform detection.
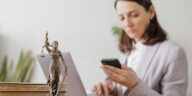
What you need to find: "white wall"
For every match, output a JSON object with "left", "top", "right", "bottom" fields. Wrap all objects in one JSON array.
[
  {"left": 0, "top": 0, "right": 120, "bottom": 91},
  {"left": 0, "top": 0, "right": 191, "bottom": 95}
]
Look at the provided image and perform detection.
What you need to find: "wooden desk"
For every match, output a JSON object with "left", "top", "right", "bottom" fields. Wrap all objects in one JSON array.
[{"left": 0, "top": 83, "right": 66, "bottom": 96}]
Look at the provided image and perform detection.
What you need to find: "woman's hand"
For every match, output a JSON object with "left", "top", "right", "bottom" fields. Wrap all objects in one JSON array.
[
  {"left": 91, "top": 79, "right": 116, "bottom": 96},
  {"left": 101, "top": 64, "right": 140, "bottom": 89}
]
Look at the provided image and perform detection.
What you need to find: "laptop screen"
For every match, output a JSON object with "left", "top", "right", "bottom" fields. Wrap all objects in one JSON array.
[{"left": 36, "top": 52, "right": 87, "bottom": 96}]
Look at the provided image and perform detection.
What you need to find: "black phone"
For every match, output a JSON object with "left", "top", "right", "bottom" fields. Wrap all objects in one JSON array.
[{"left": 101, "top": 58, "right": 121, "bottom": 69}]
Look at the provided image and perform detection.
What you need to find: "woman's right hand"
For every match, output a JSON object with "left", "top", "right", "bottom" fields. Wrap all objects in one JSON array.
[{"left": 91, "top": 79, "right": 116, "bottom": 96}]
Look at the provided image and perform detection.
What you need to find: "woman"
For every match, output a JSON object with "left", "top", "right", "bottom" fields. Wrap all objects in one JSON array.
[{"left": 92, "top": 0, "right": 188, "bottom": 96}]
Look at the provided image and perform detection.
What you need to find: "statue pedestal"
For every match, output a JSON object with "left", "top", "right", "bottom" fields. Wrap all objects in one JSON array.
[{"left": 0, "top": 83, "right": 66, "bottom": 96}]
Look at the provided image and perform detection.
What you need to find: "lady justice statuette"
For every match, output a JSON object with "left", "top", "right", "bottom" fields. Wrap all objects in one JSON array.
[{"left": 41, "top": 32, "right": 68, "bottom": 96}]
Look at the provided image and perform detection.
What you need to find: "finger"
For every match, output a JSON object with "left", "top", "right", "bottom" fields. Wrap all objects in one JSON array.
[
  {"left": 105, "top": 78, "right": 114, "bottom": 89},
  {"left": 102, "top": 80, "right": 109, "bottom": 96},
  {"left": 107, "top": 83, "right": 115, "bottom": 93},
  {"left": 105, "top": 79, "right": 116, "bottom": 94},
  {"left": 121, "top": 64, "right": 129, "bottom": 70},
  {"left": 102, "top": 65, "right": 122, "bottom": 74},
  {"left": 121, "top": 65, "right": 133, "bottom": 72},
  {"left": 104, "top": 69, "right": 133, "bottom": 88},
  {"left": 104, "top": 68, "right": 120, "bottom": 83},
  {"left": 95, "top": 83, "right": 102, "bottom": 94},
  {"left": 91, "top": 85, "right": 97, "bottom": 92}
]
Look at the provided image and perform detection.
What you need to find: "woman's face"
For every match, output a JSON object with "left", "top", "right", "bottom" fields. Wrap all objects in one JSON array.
[{"left": 116, "top": 1, "right": 154, "bottom": 42}]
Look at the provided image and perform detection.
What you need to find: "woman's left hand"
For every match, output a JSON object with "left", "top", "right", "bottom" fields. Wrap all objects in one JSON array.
[{"left": 101, "top": 64, "right": 140, "bottom": 89}]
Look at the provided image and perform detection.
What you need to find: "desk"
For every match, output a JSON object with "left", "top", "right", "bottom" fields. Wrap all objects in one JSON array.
[{"left": 0, "top": 83, "right": 66, "bottom": 96}]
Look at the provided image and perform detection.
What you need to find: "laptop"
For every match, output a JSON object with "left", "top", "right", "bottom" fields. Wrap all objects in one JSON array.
[{"left": 36, "top": 52, "right": 100, "bottom": 96}]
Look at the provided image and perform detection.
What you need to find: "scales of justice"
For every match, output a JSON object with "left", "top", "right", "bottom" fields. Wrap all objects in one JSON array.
[{"left": 41, "top": 32, "right": 68, "bottom": 96}]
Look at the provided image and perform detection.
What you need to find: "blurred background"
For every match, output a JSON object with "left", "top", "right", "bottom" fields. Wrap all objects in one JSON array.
[{"left": 0, "top": 0, "right": 191, "bottom": 95}]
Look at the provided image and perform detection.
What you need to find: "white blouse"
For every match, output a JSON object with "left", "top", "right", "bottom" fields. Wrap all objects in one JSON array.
[
  {"left": 127, "top": 42, "right": 146, "bottom": 72},
  {"left": 119, "top": 41, "right": 147, "bottom": 93},
  {"left": 119, "top": 41, "right": 147, "bottom": 71}
]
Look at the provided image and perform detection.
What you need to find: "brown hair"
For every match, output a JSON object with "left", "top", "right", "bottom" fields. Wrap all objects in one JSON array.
[{"left": 115, "top": 0, "right": 167, "bottom": 53}]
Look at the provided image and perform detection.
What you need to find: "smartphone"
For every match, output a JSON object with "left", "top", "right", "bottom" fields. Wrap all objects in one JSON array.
[{"left": 101, "top": 58, "right": 121, "bottom": 69}]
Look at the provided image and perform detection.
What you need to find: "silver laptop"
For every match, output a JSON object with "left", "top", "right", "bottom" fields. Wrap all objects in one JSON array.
[{"left": 36, "top": 52, "right": 100, "bottom": 96}]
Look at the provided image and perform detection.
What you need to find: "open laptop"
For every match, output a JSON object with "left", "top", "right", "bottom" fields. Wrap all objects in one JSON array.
[{"left": 36, "top": 52, "right": 100, "bottom": 96}]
